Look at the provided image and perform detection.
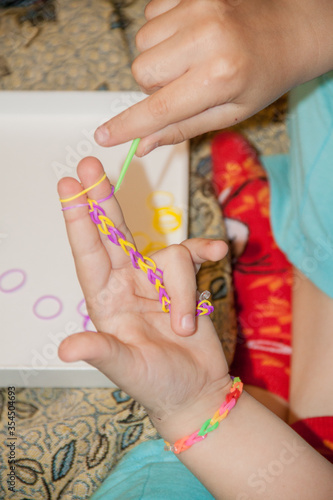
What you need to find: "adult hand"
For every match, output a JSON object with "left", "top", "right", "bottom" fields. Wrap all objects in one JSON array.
[{"left": 94, "top": 0, "right": 331, "bottom": 156}]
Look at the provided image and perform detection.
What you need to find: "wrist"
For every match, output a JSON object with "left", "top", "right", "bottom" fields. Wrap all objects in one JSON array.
[{"left": 149, "top": 374, "right": 233, "bottom": 444}]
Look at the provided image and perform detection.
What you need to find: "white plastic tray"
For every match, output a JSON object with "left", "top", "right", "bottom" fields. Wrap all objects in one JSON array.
[{"left": 0, "top": 91, "right": 189, "bottom": 387}]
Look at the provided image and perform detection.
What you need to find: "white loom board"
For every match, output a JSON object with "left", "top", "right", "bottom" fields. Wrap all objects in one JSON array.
[{"left": 0, "top": 91, "right": 189, "bottom": 387}]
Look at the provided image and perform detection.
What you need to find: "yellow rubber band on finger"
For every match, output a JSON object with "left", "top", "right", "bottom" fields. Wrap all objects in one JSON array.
[{"left": 59, "top": 173, "right": 107, "bottom": 203}]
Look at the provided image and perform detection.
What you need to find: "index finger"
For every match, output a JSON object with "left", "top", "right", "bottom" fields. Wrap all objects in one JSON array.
[
  {"left": 59, "top": 157, "right": 136, "bottom": 277},
  {"left": 94, "top": 67, "right": 228, "bottom": 154}
]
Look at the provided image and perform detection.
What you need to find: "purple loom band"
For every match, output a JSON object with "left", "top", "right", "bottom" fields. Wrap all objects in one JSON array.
[
  {"left": 90, "top": 204, "right": 106, "bottom": 224},
  {"left": 0, "top": 268, "right": 27, "bottom": 293},
  {"left": 107, "top": 227, "right": 124, "bottom": 245},
  {"left": 33, "top": 295, "right": 63, "bottom": 320},
  {"left": 77, "top": 298, "right": 91, "bottom": 330},
  {"left": 61, "top": 188, "right": 114, "bottom": 211}
]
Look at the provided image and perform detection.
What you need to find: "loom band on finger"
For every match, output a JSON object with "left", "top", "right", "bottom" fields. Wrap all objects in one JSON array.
[
  {"left": 118, "top": 238, "right": 136, "bottom": 256},
  {"left": 96, "top": 216, "right": 112, "bottom": 235},
  {"left": 88, "top": 197, "right": 115, "bottom": 224},
  {"left": 88, "top": 203, "right": 106, "bottom": 224},
  {"left": 146, "top": 268, "right": 158, "bottom": 285},
  {"left": 59, "top": 173, "right": 107, "bottom": 203},
  {"left": 137, "top": 256, "right": 157, "bottom": 274},
  {"left": 128, "top": 248, "right": 143, "bottom": 269},
  {"left": 152, "top": 272, "right": 165, "bottom": 290},
  {"left": 62, "top": 190, "right": 114, "bottom": 212},
  {"left": 147, "top": 270, "right": 164, "bottom": 288},
  {"left": 195, "top": 300, "right": 214, "bottom": 316},
  {"left": 159, "top": 290, "right": 171, "bottom": 312},
  {"left": 161, "top": 294, "right": 171, "bottom": 313},
  {"left": 84, "top": 196, "right": 214, "bottom": 317},
  {"left": 107, "top": 227, "right": 123, "bottom": 246},
  {"left": 162, "top": 302, "right": 170, "bottom": 313}
]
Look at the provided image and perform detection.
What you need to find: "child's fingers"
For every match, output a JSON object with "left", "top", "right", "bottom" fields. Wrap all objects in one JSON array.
[
  {"left": 58, "top": 174, "right": 111, "bottom": 298},
  {"left": 135, "top": 103, "right": 241, "bottom": 155},
  {"left": 181, "top": 238, "right": 228, "bottom": 273},
  {"left": 60, "top": 156, "right": 136, "bottom": 272},
  {"left": 58, "top": 330, "right": 133, "bottom": 388},
  {"left": 94, "top": 66, "right": 234, "bottom": 154},
  {"left": 156, "top": 243, "right": 197, "bottom": 335},
  {"left": 155, "top": 239, "right": 228, "bottom": 336},
  {"left": 145, "top": 0, "right": 180, "bottom": 21},
  {"left": 76, "top": 157, "right": 137, "bottom": 269}
]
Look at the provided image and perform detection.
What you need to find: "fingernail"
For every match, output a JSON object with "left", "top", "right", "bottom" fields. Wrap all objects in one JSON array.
[
  {"left": 94, "top": 126, "right": 110, "bottom": 146},
  {"left": 181, "top": 314, "right": 195, "bottom": 332}
]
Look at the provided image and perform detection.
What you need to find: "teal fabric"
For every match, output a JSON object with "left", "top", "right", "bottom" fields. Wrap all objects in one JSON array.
[
  {"left": 90, "top": 439, "right": 214, "bottom": 500},
  {"left": 263, "top": 72, "right": 333, "bottom": 298}
]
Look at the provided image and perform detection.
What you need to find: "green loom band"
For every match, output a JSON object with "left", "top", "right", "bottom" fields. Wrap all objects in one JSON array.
[{"left": 115, "top": 138, "right": 141, "bottom": 193}]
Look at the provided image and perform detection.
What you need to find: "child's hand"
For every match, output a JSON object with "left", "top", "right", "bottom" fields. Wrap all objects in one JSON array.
[
  {"left": 94, "top": 0, "right": 331, "bottom": 156},
  {"left": 58, "top": 157, "right": 230, "bottom": 441}
]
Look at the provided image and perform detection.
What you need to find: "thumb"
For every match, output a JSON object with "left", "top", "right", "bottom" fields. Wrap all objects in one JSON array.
[{"left": 58, "top": 331, "right": 130, "bottom": 380}]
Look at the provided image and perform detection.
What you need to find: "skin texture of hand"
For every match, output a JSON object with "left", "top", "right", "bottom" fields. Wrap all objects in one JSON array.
[
  {"left": 57, "top": 156, "right": 230, "bottom": 439},
  {"left": 94, "top": 0, "right": 333, "bottom": 156},
  {"left": 57, "top": 158, "right": 333, "bottom": 499}
]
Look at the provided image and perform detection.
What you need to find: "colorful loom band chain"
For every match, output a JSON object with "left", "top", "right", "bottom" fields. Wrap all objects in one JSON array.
[
  {"left": 85, "top": 194, "right": 213, "bottom": 316},
  {"left": 59, "top": 139, "right": 214, "bottom": 317},
  {"left": 164, "top": 376, "right": 243, "bottom": 454},
  {"left": 61, "top": 179, "right": 214, "bottom": 316}
]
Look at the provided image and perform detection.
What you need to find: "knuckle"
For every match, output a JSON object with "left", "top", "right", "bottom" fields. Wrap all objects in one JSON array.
[
  {"left": 206, "top": 56, "right": 238, "bottom": 88},
  {"left": 144, "top": 1, "right": 155, "bottom": 20},
  {"left": 168, "top": 243, "right": 189, "bottom": 262},
  {"left": 135, "top": 26, "right": 148, "bottom": 52},
  {"left": 170, "top": 125, "right": 187, "bottom": 145},
  {"left": 131, "top": 56, "right": 144, "bottom": 84},
  {"left": 147, "top": 94, "right": 170, "bottom": 120},
  {"left": 132, "top": 58, "right": 160, "bottom": 92}
]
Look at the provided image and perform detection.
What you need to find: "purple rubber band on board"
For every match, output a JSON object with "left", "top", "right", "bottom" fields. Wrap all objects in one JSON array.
[
  {"left": 0, "top": 269, "right": 27, "bottom": 293},
  {"left": 77, "top": 298, "right": 91, "bottom": 330},
  {"left": 33, "top": 295, "right": 63, "bottom": 320},
  {"left": 61, "top": 189, "right": 114, "bottom": 211}
]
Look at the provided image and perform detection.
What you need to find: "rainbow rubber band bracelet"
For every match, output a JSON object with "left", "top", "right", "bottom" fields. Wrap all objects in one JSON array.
[{"left": 164, "top": 377, "right": 243, "bottom": 454}]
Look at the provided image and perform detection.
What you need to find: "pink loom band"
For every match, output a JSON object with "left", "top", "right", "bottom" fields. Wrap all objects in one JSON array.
[
  {"left": 33, "top": 295, "right": 63, "bottom": 320},
  {"left": 0, "top": 268, "right": 27, "bottom": 293},
  {"left": 61, "top": 189, "right": 114, "bottom": 211}
]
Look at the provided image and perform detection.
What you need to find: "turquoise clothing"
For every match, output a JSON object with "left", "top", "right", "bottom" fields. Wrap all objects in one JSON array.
[
  {"left": 264, "top": 72, "right": 333, "bottom": 298},
  {"left": 90, "top": 439, "right": 214, "bottom": 500}
]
